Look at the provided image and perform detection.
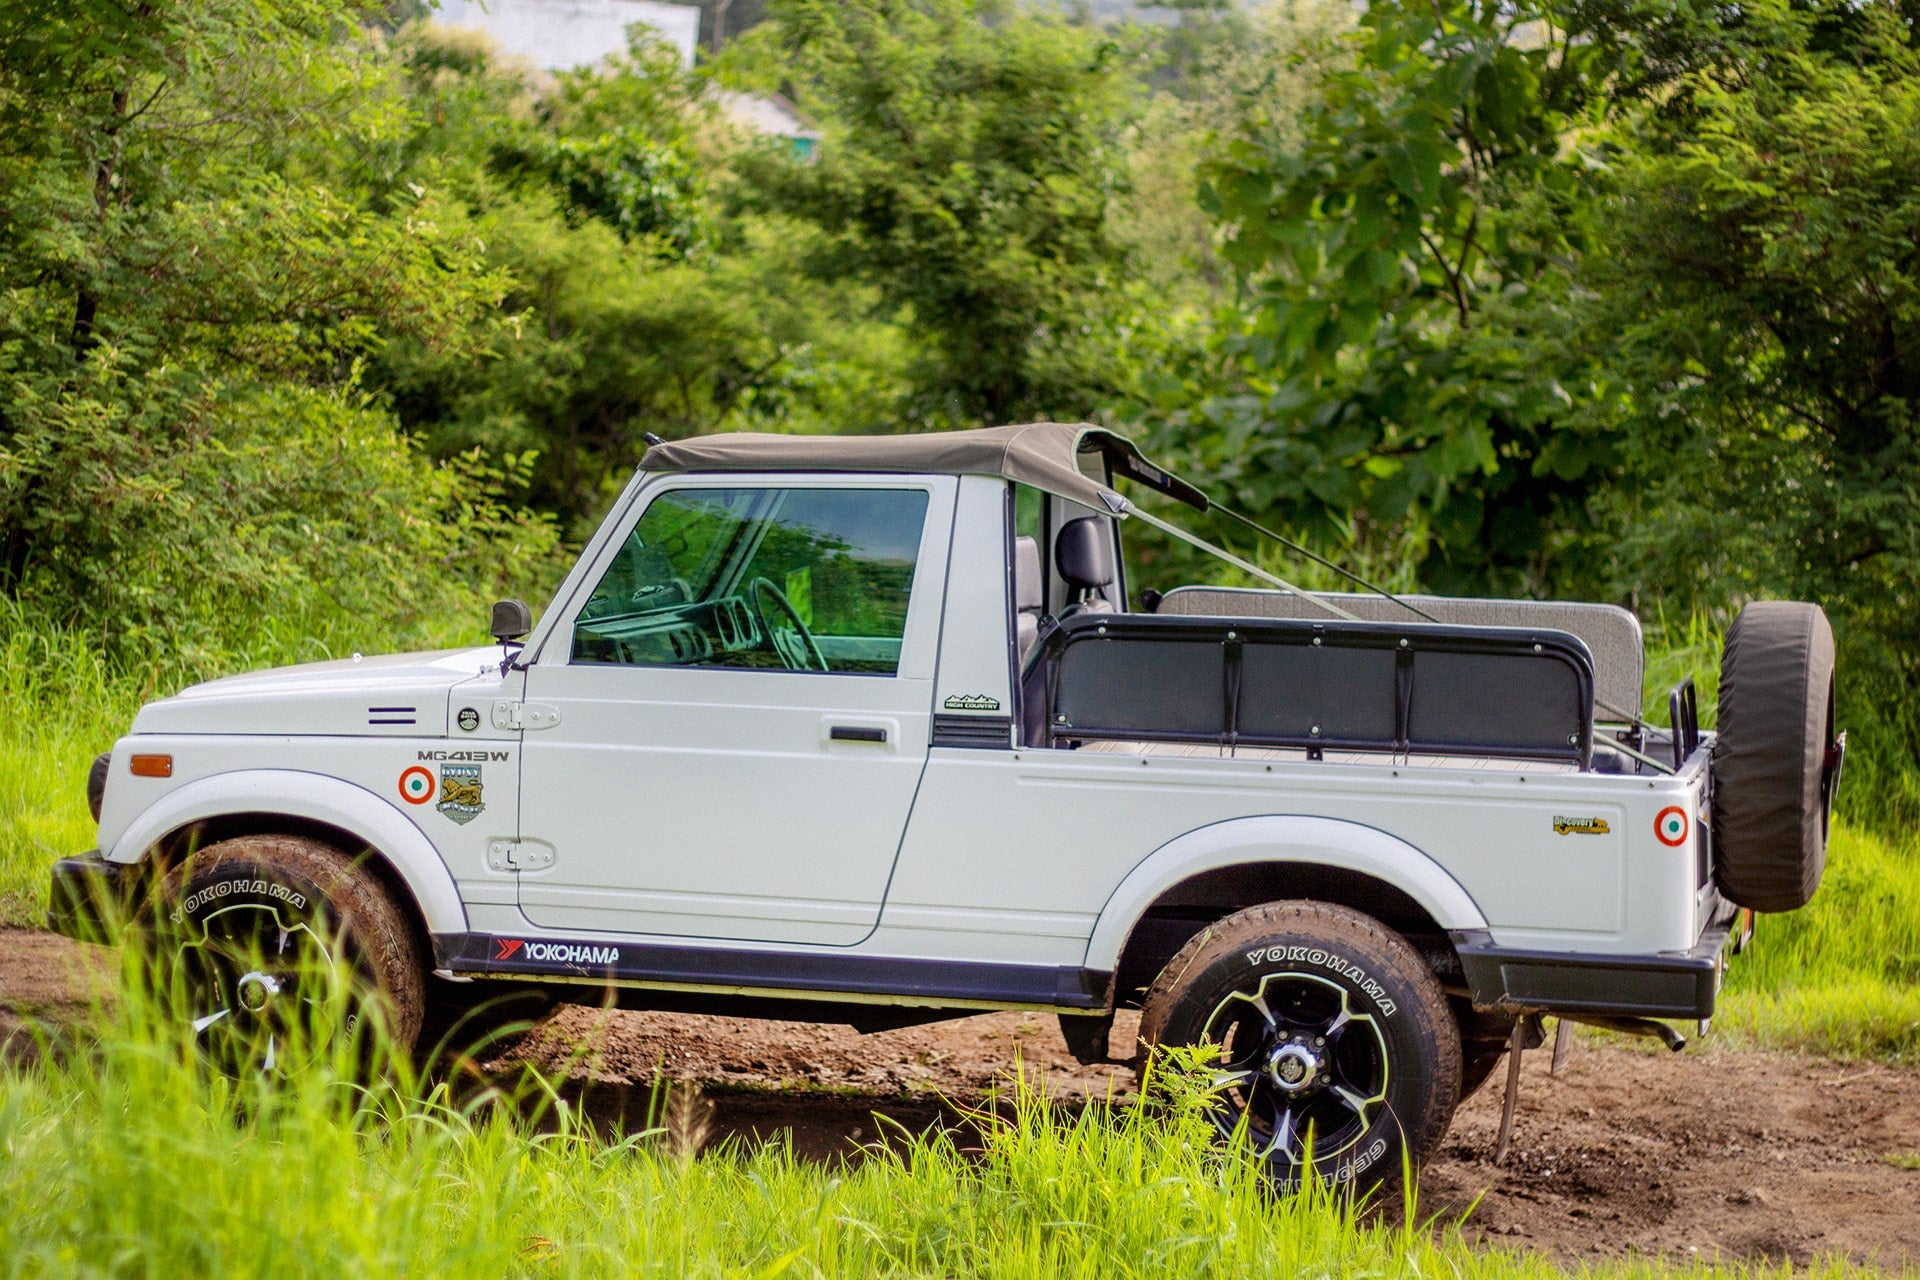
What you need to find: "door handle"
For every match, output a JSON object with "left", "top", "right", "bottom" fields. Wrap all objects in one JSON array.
[{"left": 829, "top": 725, "right": 888, "bottom": 744}]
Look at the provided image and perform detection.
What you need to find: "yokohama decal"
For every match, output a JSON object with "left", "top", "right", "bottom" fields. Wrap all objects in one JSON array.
[
  {"left": 1654, "top": 806, "right": 1690, "bottom": 847},
  {"left": 493, "top": 938, "right": 619, "bottom": 966}
]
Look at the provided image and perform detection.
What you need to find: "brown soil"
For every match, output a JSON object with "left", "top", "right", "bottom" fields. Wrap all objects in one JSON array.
[{"left": 7, "top": 927, "right": 1918, "bottom": 1269}]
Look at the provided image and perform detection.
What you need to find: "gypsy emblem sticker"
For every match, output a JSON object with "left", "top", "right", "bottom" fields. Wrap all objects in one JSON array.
[
  {"left": 1654, "top": 806, "right": 1689, "bottom": 847},
  {"left": 398, "top": 766, "right": 435, "bottom": 805},
  {"left": 438, "top": 764, "right": 485, "bottom": 825}
]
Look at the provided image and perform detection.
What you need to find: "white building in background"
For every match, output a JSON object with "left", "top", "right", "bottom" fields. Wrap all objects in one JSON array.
[
  {"left": 714, "top": 90, "right": 821, "bottom": 160},
  {"left": 432, "top": 0, "right": 701, "bottom": 69}
]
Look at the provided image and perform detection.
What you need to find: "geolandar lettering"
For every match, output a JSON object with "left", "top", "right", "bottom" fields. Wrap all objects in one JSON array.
[{"left": 1337, "top": 1138, "right": 1390, "bottom": 1181}]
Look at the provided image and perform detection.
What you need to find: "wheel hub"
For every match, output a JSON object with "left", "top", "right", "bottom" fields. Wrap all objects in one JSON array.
[
  {"left": 1266, "top": 1037, "right": 1326, "bottom": 1093},
  {"left": 1201, "top": 970, "right": 1392, "bottom": 1168},
  {"left": 234, "top": 970, "right": 282, "bottom": 1013}
]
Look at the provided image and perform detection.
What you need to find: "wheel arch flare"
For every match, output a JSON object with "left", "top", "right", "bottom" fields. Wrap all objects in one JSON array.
[
  {"left": 103, "top": 769, "right": 468, "bottom": 940},
  {"left": 1087, "top": 815, "right": 1488, "bottom": 999}
]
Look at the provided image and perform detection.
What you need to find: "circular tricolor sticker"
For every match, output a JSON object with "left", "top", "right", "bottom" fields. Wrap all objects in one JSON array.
[
  {"left": 1654, "top": 806, "right": 1689, "bottom": 847},
  {"left": 398, "top": 766, "right": 435, "bottom": 805}
]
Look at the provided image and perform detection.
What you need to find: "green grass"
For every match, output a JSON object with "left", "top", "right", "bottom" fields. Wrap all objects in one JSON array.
[
  {"left": 0, "top": 620, "right": 140, "bottom": 927},
  {"left": 0, "top": 606, "right": 477, "bottom": 927},
  {"left": 0, "top": 995, "right": 1900, "bottom": 1280},
  {"left": 1637, "top": 612, "right": 1920, "bottom": 1063},
  {"left": 1715, "top": 822, "right": 1920, "bottom": 1063}
]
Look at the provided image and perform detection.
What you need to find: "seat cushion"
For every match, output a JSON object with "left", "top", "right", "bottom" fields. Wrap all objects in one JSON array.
[
  {"left": 1055, "top": 517, "right": 1115, "bottom": 590},
  {"left": 1014, "top": 535, "right": 1043, "bottom": 612}
]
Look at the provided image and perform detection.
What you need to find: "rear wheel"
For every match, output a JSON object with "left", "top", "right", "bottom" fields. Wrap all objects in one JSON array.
[
  {"left": 150, "top": 834, "right": 424, "bottom": 1076},
  {"left": 1137, "top": 901, "right": 1460, "bottom": 1192}
]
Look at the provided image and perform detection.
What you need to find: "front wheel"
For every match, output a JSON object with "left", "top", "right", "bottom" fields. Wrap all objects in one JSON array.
[
  {"left": 148, "top": 834, "right": 424, "bottom": 1076},
  {"left": 1137, "top": 901, "right": 1461, "bottom": 1192}
]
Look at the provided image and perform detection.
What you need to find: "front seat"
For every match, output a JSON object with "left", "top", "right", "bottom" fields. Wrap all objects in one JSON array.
[
  {"left": 1054, "top": 517, "right": 1117, "bottom": 619},
  {"left": 1014, "top": 535, "right": 1045, "bottom": 662}
]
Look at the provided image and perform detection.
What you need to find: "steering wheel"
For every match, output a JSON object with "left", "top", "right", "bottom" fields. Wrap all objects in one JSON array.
[{"left": 747, "top": 577, "right": 829, "bottom": 672}]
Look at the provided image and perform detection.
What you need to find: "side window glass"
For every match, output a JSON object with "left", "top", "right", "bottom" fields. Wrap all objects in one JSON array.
[{"left": 572, "top": 487, "right": 931, "bottom": 675}]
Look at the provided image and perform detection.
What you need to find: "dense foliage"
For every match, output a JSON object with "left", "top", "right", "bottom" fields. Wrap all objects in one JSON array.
[
  {"left": 0, "top": 0, "right": 1913, "bottom": 811},
  {"left": 1131, "top": 0, "right": 1920, "bottom": 813}
]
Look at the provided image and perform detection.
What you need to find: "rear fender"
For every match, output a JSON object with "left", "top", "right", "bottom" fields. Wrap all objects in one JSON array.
[
  {"left": 103, "top": 769, "right": 467, "bottom": 935},
  {"left": 1084, "top": 815, "right": 1487, "bottom": 972}
]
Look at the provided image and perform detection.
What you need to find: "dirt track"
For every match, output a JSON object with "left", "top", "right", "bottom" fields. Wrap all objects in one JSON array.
[{"left": 7, "top": 928, "right": 1919, "bottom": 1269}]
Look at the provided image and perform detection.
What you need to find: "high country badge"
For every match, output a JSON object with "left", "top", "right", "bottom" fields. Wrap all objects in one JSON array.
[
  {"left": 943, "top": 693, "right": 1001, "bottom": 711},
  {"left": 438, "top": 763, "right": 484, "bottom": 824}
]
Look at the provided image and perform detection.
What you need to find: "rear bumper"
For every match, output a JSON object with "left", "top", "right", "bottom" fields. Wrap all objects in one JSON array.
[
  {"left": 47, "top": 851, "right": 137, "bottom": 943},
  {"left": 1454, "top": 901, "right": 1738, "bottom": 1021}
]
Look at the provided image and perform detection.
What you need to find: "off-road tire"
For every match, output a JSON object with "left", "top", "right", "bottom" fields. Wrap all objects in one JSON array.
[
  {"left": 153, "top": 834, "right": 425, "bottom": 1069},
  {"left": 1137, "top": 901, "right": 1461, "bottom": 1192},
  {"left": 1712, "top": 600, "right": 1838, "bottom": 912}
]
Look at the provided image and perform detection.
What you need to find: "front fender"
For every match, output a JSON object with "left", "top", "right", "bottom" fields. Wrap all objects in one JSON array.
[
  {"left": 1084, "top": 815, "right": 1487, "bottom": 972},
  {"left": 104, "top": 769, "right": 467, "bottom": 936}
]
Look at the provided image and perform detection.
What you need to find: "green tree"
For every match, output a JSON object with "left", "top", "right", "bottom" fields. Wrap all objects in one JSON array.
[
  {"left": 368, "top": 25, "right": 914, "bottom": 525},
  {"left": 729, "top": 0, "right": 1138, "bottom": 424},
  {"left": 1150, "top": 0, "right": 1613, "bottom": 591},
  {"left": 0, "top": 0, "right": 555, "bottom": 653},
  {"left": 1570, "top": 8, "right": 1920, "bottom": 807}
]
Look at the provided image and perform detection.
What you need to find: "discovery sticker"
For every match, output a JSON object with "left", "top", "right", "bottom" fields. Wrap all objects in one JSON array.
[
  {"left": 438, "top": 763, "right": 484, "bottom": 825},
  {"left": 1654, "top": 806, "right": 1689, "bottom": 847},
  {"left": 1553, "top": 816, "right": 1611, "bottom": 836},
  {"left": 398, "top": 766, "right": 435, "bottom": 806}
]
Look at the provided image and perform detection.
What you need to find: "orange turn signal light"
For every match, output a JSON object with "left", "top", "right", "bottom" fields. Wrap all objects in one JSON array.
[{"left": 129, "top": 754, "right": 173, "bottom": 778}]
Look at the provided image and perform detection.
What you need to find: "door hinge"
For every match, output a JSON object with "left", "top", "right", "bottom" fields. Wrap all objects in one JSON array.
[
  {"left": 487, "top": 839, "right": 554, "bottom": 871},
  {"left": 491, "top": 700, "right": 561, "bottom": 731}
]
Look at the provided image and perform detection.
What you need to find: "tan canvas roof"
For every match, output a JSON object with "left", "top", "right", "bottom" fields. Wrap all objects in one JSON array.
[{"left": 640, "top": 422, "right": 1207, "bottom": 511}]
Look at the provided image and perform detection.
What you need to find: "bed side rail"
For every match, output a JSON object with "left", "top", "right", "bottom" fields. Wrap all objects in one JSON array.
[
  {"left": 1159, "top": 587, "right": 1640, "bottom": 723},
  {"left": 1040, "top": 613, "right": 1596, "bottom": 766}
]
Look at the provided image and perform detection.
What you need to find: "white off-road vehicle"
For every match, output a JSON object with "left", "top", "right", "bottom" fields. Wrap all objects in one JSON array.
[{"left": 52, "top": 423, "right": 1843, "bottom": 1188}]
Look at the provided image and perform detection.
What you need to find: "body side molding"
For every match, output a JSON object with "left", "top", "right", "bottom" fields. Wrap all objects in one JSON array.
[
  {"left": 104, "top": 769, "right": 469, "bottom": 936},
  {"left": 437, "top": 932, "right": 1111, "bottom": 1011},
  {"left": 1083, "top": 814, "right": 1489, "bottom": 973}
]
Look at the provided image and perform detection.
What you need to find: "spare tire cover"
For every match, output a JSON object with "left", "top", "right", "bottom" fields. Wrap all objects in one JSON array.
[{"left": 1711, "top": 601, "right": 1836, "bottom": 912}]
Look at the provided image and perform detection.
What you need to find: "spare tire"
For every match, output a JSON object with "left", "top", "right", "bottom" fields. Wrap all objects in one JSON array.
[{"left": 1711, "top": 601, "right": 1839, "bottom": 912}]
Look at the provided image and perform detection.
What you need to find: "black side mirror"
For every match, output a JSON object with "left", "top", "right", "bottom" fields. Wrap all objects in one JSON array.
[{"left": 490, "top": 598, "right": 534, "bottom": 643}]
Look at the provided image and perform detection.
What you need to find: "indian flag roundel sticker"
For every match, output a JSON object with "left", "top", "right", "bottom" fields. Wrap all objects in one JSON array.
[
  {"left": 1654, "top": 805, "right": 1689, "bottom": 847},
  {"left": 399, "top": 766, "right": 435, "bottom": 806}
]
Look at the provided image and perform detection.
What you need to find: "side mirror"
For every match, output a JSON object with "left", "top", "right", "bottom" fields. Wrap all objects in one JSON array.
[{"left": 490, "top": 598, "right": 534, "bottom": 643}]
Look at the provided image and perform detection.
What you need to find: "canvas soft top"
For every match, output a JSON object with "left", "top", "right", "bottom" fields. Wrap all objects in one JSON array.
[{"left": 640, "top": 421, "right": 1208, "bottom": 512}]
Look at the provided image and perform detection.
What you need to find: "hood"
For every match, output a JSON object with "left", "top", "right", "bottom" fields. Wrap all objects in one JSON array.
[{"left": 131, "top": 647, "right": 506, "bottom": 737}]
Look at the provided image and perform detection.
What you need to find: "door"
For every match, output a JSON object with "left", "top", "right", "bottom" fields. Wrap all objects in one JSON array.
[{"left": 514, "top": 476, "right": 951, "bottom": 945}]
